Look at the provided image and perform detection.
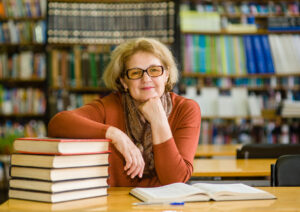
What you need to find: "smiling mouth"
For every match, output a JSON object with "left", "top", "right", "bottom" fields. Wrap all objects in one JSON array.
[{"left": 141, "top": 87, "right": 154, "bottom": 90}]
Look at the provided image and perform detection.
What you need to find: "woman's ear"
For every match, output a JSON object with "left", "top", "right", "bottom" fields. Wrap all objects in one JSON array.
[
  {"left": 120, "top": 78, "right": 128, "bottom": 91},
  {"left": 165, "top": 69, "right": 170, "bottom": 83}
]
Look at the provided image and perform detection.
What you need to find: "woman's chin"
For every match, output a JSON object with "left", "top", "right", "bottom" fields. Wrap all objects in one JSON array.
[{"left": 136, "top": 95, "right": 156, "bottom": 103}]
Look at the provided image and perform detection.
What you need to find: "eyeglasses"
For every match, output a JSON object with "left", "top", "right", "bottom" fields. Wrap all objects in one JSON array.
[{"left": 125, "top": 65, "right": 164, "bottom": 80}]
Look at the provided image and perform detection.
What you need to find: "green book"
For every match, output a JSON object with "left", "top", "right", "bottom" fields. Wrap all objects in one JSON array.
[
  {"left": 192, "top": 35, "right": 199, "bottom": 73},
  {"left": 89, "top": 53, "right": 97, "bottom": 87},
  {"left": 205, "top": 35, "right": 211, "bottom": 74}
]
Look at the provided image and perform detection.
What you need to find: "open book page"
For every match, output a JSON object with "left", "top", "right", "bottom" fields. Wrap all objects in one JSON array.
[
  {"left": 130, "top": 183, "right": 209, "bottom": 203},
  {"left": 192, "top": 183, "right": 276, "bottom": 201}
]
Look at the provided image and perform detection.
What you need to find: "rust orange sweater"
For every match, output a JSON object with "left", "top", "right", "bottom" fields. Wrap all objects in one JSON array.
[{"left": 48, "top": 92, "right": 201, "bottom": 187}]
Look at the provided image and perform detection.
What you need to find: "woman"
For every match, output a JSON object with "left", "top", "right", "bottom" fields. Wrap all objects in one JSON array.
[{"left": 48, "top": 38, "right": 201, "bottom": 187}]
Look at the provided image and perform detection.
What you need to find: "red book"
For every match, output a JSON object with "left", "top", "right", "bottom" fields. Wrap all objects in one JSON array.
[{"left": 13, "top": 137, "right": 111, "bottom": 155}]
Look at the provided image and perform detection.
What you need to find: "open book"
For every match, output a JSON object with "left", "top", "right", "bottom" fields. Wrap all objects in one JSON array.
[{"left": 130, "top": 183, "right": 276, "bottom": 203}]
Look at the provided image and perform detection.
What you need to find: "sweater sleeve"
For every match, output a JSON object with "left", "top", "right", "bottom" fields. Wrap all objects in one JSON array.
[
  {"left": 153, "top": 99, "right": 201, "bottom": 185},
  {"left": 48, "top": 99, "right": 110, "bottom": 139}
]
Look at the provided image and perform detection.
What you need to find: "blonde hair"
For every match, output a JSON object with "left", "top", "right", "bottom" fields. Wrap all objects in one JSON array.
[{"left": 103, "top": 37, "right": 178, "bottom": 92}]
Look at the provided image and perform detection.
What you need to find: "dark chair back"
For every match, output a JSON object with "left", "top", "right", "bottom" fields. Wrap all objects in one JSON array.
[
  {"left": 236, "top": 144, "right": 300, "bottom": 159},
  {"left": 271, "top": 155, "right": 300, "bottom": 186}
]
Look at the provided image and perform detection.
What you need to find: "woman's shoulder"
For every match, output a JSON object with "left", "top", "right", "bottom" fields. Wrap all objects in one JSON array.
[
  {"left": 88, "top": 92, "right": 122, "bottom": 109},
  {"left": 100, "top": 91, "right": 122, "bottom": 103},
  {"left": 170, "top": 92, "right": 201, "bottom": 125},
  {"left": 170, "top": 92, "right": 200, "bottom": 110}
]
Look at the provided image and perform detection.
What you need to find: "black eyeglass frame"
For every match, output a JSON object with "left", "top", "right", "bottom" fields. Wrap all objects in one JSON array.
[{"left": 124, "top": 65, "right": 164, "bottom": 80}]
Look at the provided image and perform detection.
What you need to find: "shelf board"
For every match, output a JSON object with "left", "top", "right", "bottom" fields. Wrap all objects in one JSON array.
[
  {"left": 48, "top": 0, "right": 168, "bottom": 2},
  {"left": 181, "top": 72, "right": 300, "bottom": 78},
  {"left": 0, "top": 43, "right": 46, "bottom": 47},
  {"left": 0, "top": 17, "right": 45, "bottom": 21},
  {"left": 181, "top": 30, "right": 300, "bottom": 35},
  {"left": 49, "top": 87, "right": 111, "bottom": 93},
  {"left": 0, "top": 114, "right": 45, "bottom": 118},
  {"left": 220, "top": 14, "right": 300, "bottom": 18},
  {"left": 197, "top": 86, "right": 300, "bottom": 91},
  {"left": 0, "top": 78, "right": 46, "bottom": 83}
]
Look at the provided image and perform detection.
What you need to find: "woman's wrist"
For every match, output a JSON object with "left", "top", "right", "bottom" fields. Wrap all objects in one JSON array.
[{"left": 106, "top": 126, "right": 118, "bottom": 144}]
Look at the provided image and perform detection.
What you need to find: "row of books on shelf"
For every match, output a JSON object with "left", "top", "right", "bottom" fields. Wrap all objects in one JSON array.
[
  {"left": 0, "top": 120, "right": 46, "bottom": 154},
  {"left": 0, "top": 20, "right": 46, "bottom": 44},
  {"left": 183, "top": 86, "right": 299, "bottom": 118},
  {"left": 0, "top": 51, "right": 46, "bottom": 80},
  {"left": 49, "top": 91, "right": 100, "bottom": 115},
  {"left": 199, "top": 119, "right": 300, "bottom": 145},
  {"left": 0, "top": 87, "right": 46, "bottom": 115},
  {"left": 181, "top": 5, "right": 300, "bottom": 33},
  {"left": 8, "top": 137, "right": 110, "bottom": 203},
  {"left": 181, "top": 1, "right": 300, "bottom": 16},
  {"left": 268, "top": 16, "right": 300, "bottom": 31},
  {"left": 47, "top": 1, "right": 175, "bottom": 44},
  {"left": 0, "top": 0, "right": 47, "bottom": 18},
  {"left": 49, "top": 48, "right": 110, "bottom": 88},
  {"left": 183, "top": 34, "right": 300, "bottom": 75},
  {"left": 281, "top": 100, "right": 300, "bottom": 118},
  {"left": 194, "top": 76, "right": 300, "bottom": 90}
]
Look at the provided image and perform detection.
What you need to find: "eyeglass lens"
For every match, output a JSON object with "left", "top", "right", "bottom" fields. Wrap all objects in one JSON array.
[{"left": 127, "top": 66, "right": 163, "bottom": 79}]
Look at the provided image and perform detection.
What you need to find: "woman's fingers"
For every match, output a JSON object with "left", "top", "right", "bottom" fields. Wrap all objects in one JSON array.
[
  {"left": 126, "top": 148, "right": 144, "bottom": 178},
  {"left": 106, "top": 127, "right": 145, "bottom": 179}
]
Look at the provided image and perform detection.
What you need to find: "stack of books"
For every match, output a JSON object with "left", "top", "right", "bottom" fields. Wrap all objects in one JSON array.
[{"left": 8, "top": 137, "right": 110, "bottom": 203}]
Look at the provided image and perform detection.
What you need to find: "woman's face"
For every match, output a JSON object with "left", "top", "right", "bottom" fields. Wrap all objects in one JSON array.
[{"left": 120, "top": 51, "right": 169, "bottom": 103}]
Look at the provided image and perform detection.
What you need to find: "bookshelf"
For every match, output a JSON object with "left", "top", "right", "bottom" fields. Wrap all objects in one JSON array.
[
  {"left": 0, "top": 0, "right": 48, "bottom": 155},
  {"left": 179, "top": 0, "right": 300, "bottom": 145},
  {"left": 46, "top": 0, "right": 179, "bottom": 117}
]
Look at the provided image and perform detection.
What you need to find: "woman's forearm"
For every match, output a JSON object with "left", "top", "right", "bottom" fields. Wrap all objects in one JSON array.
[
  {"left": 150, "top": 117, "right": 172, "bottom": 145},
  {"left": 48, "top": 111, "right": 109, "bottom": 138}
]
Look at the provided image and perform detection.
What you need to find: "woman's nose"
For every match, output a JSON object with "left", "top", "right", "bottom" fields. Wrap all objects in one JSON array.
[{"left": 141, "top": 71, "right": 152, "bottom": 81}]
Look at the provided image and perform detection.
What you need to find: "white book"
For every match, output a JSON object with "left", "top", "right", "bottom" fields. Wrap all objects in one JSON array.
[
  {"left": 9, "top": 177, "right": 108, "bottom": 193},
  {"left": 130, "top": 183, "right": 276, "bottom": 203},
  {"left": 199, "top": 87, "right": 219, "bottom": 117},
  {"left": 9, "top": 187, "right": 107, "bottom": 203},
  {"left": 231, "top": 87, "right": 248, "bottom": 117},
  {"left": 218, "top": 96, "right": 234, "bottom": 117},
  {"left": 248, "top": 95, "right": 261, "bottom": 117}
]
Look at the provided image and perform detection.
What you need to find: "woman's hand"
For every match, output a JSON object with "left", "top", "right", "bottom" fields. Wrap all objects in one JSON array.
[
  {"left": 138, "top": 96, "right": 166, "bottom": 125},
  {"left": 106, "top": 126, "right": 145, "bottom": 179},
  {"left": 139, "top": 97, "right": 172, "bottom": 145}
]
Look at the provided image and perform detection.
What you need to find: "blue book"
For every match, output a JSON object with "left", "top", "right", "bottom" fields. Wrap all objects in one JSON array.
[
  {"left": 260, "top": 35, "right": 275, "bottom": 74},
  {"left": 251, "top": 35, "right": 267, "bottom": 74},
  {"left": 243, "top": 35, "right": 256, "bottom": 74},
  {"left": 198, "top": 35, "right": 206, "bottom": 73}
]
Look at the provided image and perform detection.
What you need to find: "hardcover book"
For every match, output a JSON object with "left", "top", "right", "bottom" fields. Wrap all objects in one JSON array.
[
  {"left": 9, "top": 187, "right": 107, "bottom": 203},
  {"left": 13, "top": 137, "right": 110, "bottom": 155},
  {"left": 11, "top": 153, "right": 109, "bottom": 168},
  {"left": 10, "top": 165, "right": 109, "bottom": 181},
  {"left": 9, "top": 177, "right": 108, "bottom": 193}
]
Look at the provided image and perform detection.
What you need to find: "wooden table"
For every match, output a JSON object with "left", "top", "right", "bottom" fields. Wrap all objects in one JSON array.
[
  {"left": 195, "top": 144, "right": 242, "bottom": 158},
  {"left": 192, "top": 158, "right": 276, "bottom": 177},
  {"left": 0, "top": 187, "right": 300, "bottom": 211}
]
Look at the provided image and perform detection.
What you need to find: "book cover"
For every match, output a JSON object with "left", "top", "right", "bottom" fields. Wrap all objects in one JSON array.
[
  {"left": 243, "top": 35, "right": 256, "bottom": 74},
  {"left": 10, "top": 165, "right": 109, "bottom": 181},
  {"left": 9, "top": 187, "right": 107, "bottom": 203},
  {"left": 260, "top": 35, "right": 275, "bottom": 74},
  {"left": 11, "top": 153, "right": 109, "bottom": 168},
  {"left": 198, "top": 35, "right": 206, "bottom": 73},
  {"left": 9, "top": 177, "right": 108, "bottom": 193},
  {"left": 252, "top": 35, "right": 267, "bottom": 74},
  {"left": 13, "top": 137, "right": 111, "bottom": 155}
]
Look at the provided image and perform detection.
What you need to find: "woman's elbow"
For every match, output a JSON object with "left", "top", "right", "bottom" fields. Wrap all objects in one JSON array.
[{"left": 47, "top": 111, "right": 69, "bottom": 137}]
